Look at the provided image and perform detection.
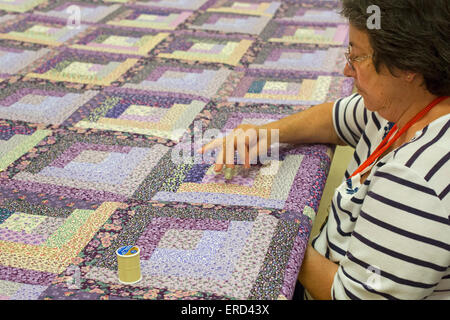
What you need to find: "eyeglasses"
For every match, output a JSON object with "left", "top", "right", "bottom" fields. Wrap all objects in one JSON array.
[{"left": 345, "top": 46, "right": 372, "bottom": 71}]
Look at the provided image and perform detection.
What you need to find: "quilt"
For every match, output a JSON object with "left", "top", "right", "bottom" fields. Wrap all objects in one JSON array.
[{"left": 0, "top": 0, "right": 353, "bottom": 300}]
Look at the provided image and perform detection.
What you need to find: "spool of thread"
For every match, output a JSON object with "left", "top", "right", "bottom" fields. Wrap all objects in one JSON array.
[{"left": 116, "top": 245, "right": 142, "bottom": 285}]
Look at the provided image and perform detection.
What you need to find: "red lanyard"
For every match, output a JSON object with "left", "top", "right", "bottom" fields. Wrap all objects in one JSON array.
[{"left": 350, "top": 96, "right": 449, "bottom": 178}]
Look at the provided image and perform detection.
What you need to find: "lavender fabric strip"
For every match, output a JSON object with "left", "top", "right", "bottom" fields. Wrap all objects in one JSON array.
[
  {"left": 0, "top": 179, "right": 128, "bottom": 202},
  {"left": 0, "top": 229, "right": 47, "bottom": 245},
  {"left": 0, "top": 265, "right": 57, "bottom": 286},
  {"left": 280, "top": 217, "right": 311, "bottom": 299},
  {"left": 284, "top": 155, "right": 322, "bottom": 213}
]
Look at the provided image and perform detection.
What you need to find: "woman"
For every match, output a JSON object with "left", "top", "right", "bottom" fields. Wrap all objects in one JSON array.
[{"left": 198, "top": 0, "right": 449, "bottom": 299}]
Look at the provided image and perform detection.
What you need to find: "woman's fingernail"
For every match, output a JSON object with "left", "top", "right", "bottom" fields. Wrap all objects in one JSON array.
[{"left": 224, "top": 167, "right": 233, "bottom": 180}]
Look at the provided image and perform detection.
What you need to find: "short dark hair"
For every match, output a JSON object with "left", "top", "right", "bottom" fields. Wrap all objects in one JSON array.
[{"left": 341, "top": 0, "right": 450, "bottom": 96}]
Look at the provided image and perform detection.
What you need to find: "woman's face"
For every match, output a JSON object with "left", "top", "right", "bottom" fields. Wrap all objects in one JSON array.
[{"left": 344, "top": 24, "right": 411, "bottom": 122}]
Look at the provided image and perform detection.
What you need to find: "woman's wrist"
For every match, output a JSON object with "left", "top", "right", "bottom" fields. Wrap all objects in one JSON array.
[{"left": 259, "top": 121, "right": 284, "bottom": 145}]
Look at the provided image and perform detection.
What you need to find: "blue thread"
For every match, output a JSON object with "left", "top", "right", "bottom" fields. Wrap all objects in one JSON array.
[
  {"left": 383, "top": 122, "right": 395, "bottom": 139},
  {"left": 346, "top": 178, "right": 359, "bottom": 195}
]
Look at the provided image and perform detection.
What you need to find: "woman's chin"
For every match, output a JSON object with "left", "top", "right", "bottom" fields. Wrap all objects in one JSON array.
[
  {"left": 359, "top": 96, "right": 377, "bottom": 112},
  {"left": 355, "top": 88, "right": 379, "bottom": 113}
]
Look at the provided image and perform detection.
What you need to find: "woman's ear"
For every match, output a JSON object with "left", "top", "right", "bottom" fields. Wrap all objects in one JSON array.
[{"left": 405, "top": 72, "right": 417, "bottom": 82}]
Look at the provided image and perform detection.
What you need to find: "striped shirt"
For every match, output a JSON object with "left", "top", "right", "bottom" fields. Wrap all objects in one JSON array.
[{"left": 309, "top": 93, "right": 450, "bottom": 300}]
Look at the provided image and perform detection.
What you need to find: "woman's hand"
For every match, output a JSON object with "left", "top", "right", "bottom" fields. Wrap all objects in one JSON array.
[
  {"left": 196, "top": 102, "right": 341, "bottom": 176},
  {"left": 196, "top": 124, "right": 273, "bottom": 174}
]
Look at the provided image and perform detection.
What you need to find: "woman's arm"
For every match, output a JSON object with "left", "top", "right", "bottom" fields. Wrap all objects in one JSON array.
[
  {"left": 260, "top": 102, "right": 346, "bottom": 146},
  {"left": 198, "top": 102, "right": 347, "bottom": 171},
  {"left": 298, "top": 244, "right": 339, "bottom": 300}
]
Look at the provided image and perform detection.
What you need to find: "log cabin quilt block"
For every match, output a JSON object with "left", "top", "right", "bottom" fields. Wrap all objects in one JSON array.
[
  {"left": 0, "top": 125, "right": 174, "bottom": 205},
  {"left": 104, "top": 6, "right": 193, "bottom": 31},
  {"left": 69, "top": 27, "right": 169, "bottom": 57},
  {"left": 25, "top": 49, "right": 139, "bottom": 86},
  {"left": 62, "top": 88, "right": 209, "bottom": 141},
  {"left": 157, "top": 31, "right": 253, "bottom": 67},
  {"left": 0, "top": 15, "right": 88, "bottom": 46}
]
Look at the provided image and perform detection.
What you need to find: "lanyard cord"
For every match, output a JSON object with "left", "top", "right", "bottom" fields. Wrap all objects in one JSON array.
[{"left": 350, "top": 96, "right": 449, "bottom": 178}]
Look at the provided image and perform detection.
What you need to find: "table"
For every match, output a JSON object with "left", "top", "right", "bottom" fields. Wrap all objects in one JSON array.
[{"left": 0, "top": 0, "right": 353, "bottom": 300}]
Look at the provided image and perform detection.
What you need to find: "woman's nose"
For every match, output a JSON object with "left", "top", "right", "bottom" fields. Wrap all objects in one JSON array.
[{"left": 343, "top": 62, "right": 356, "bottom": 78}]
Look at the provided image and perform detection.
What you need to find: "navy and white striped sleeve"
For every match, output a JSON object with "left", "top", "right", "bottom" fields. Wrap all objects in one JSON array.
[
  {"left": 331, "top": 162, "right": 450, "bottom": 300},
  {"left": 332, "top": 93, "right": 368, "bottom": 148}
]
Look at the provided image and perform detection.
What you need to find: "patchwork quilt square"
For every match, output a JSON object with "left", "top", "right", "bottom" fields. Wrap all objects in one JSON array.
[
  {"left": 226, "top": 70, "right": 353, "bottom": 105},
  {"left": 0, "top": 202, "right": 122, "bottom": 274},
  {"left": 189, "top": 12, "right": 272, "bottom": 35},
  {"left": 0, "top": 15, "right": 88, "bottom": 46},
  {"left": 62, "top": 87, "right": 209, "bottom": 141},
  {"left": 33, "top": 1, "right": 122, "bottom": 24},
  {"left": 206, "top": 0, "right": 281, "bottom": 17},
  {"left": 0, "top": 83, "right": 98, "bottom": 125},
  {"left": 122, "top": 61, "right": 232, "bottom": 99},
  {"left": 158, "top": 32, "right": 253, "bottom": 66},
  {"left": 275, "top": 6, "right": 347, "bottom": 24},
  {"left": 249, "top": 45, "right": 347, "bottom": 75},
  {"left": 262, "top": 22, "right": 349, "bottom": 45},
  {"left": 39, "top": 202, "right": 312, "bottom": 300},
  {"left": 0, "top": 121, "right": 49, "bottom": 173},
  {"left": 0, "top": 0, "right": 46, "bottom": 13},
  {"left": 0, "top": 129, "right": 173, "bottom": 205},
  {"left": 69, "top": 27, "right": 169, "bottom": 56},
  {"left": 25, "top": 49, "right": 139, "bottom": 86},
  {"left": 105, "top": 6, "right": 193, "bottom": 31},
  {"left": 0, "top": 199, "right": 123, "bottom": 299}
]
